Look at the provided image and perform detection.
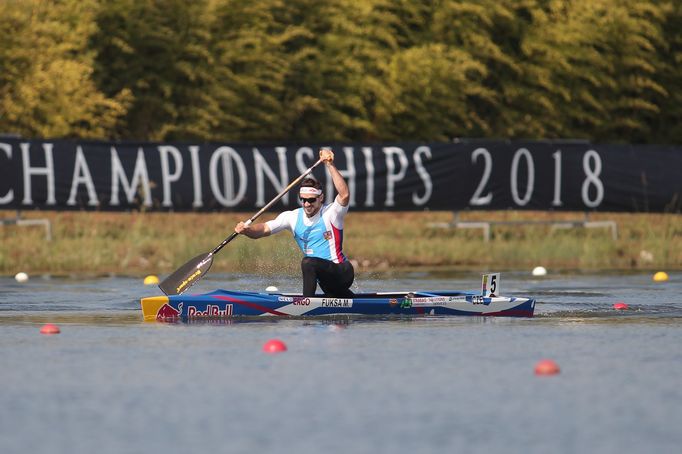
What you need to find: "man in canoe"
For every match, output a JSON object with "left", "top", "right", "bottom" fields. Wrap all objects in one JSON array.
[{"left": 234, "top": 147, "right": 355, "bottom": 297}]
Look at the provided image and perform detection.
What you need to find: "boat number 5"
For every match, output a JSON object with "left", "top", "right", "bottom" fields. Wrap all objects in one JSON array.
[{"left": 489, "top": 275, "right": 497, "bottom": 295}]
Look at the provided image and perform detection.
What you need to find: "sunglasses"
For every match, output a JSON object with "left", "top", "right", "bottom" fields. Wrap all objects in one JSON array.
[{"left": 300, "top": 197, "right": 319, "bottom": 204}]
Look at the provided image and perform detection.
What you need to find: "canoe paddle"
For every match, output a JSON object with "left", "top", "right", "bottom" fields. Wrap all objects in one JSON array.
[{"left": 158, "top": 158, "right": 325, "bottom": 296}]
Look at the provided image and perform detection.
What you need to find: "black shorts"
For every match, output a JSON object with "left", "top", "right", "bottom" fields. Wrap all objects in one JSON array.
[{"left": 301, "top": 256, "right": 355, "bottom": 297}]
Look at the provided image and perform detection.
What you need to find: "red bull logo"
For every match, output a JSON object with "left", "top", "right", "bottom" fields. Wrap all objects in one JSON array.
[
  {"left": 156, "top": 303, "right": 183, "bottom": 321},
  {"left": 187, "top": 304, "right": 233, "bottom": 318}
]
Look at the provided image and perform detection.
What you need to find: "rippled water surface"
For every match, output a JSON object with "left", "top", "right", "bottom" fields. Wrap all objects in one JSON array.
[{"left": 1, "top": 271, "right": 680, "bottom": 454}]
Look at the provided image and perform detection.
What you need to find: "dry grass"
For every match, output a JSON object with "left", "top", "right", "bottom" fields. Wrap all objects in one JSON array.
[{"left": 1, "top": 210, "right": 680, "bottom": 275}]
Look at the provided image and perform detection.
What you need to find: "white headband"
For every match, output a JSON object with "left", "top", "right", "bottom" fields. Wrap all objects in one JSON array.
[{"left": 299, "top": 187, "right": 322, "bottom": 197}]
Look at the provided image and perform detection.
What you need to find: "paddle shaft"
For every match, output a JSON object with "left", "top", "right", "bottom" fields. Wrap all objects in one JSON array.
[{"left": 211, "top": 158, "right": 324, "bottom": 256}]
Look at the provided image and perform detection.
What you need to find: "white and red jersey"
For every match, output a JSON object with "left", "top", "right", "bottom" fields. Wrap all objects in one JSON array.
[{"left": 265, "top": 196, "right": 349, "bottom": 263}]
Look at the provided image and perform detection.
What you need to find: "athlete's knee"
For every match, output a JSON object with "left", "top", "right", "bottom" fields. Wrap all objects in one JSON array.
[{"left": 342, "top": 261, "right": 355, "bottom": 284}]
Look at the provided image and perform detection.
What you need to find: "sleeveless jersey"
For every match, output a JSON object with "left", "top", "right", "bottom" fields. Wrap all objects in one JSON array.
[{"left": 265, "top": 197, "right": 348, "bottom": 263}]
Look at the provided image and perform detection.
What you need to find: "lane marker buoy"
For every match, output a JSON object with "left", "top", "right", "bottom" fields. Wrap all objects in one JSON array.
[
  {"left": 143, "top": 275, "right": 159, "bottom": 285},
  {"left": 532, "top": 266, "right": 547, "bottom": 277},
  {"left": 40, "top": 324, "right": 60, "bottom": 335},
  {"left": 265, "top": 286, "right": 279, "bottom": 292},
  {"left": 653, "top": 271, "right": 669, "bottom": 282},
  {"left": 613, "top": 302, "right": 629, "bottom": 310},
  {"left": 535, "top": 359, "right": 560, "bottom": 376},
  {"left": 15, "top": 272, "right": 29, "bottom": 283},
  {"left": 263, "top": 339, "right": 287, "bottom": 353}
]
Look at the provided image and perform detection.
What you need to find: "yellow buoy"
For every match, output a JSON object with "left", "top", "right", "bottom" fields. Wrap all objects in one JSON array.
[
  {"left": 653, "top": 271, "right": 669, "bottom": 282},
  {"left": 143, "top": 275, "right": 160, "bottom": 285}
]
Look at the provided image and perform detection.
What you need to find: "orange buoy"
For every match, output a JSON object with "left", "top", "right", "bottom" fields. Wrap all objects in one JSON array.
[
  {"left": 263, "top": 339, "right": 287, "bottom": 353},
  {"left": 534, "top": 359, "right": 560, "bottom": 376},
  {"left": 613, "top": 302, "right": 629, "bottom": 310},
  {"left": 40, "top": 323, "right": 60, "bottom": 335}
]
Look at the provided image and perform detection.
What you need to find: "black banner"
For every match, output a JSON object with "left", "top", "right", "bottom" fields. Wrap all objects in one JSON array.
[{"left": 0, "top": 139, "right": 680, "bottom": 212}]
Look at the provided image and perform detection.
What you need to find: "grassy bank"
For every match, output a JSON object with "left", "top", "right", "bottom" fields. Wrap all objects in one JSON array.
[{"left": 1, "top": 210, "right": 680, "bottom": 276}]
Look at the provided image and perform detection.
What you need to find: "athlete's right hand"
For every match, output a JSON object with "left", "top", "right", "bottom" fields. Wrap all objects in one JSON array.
[
  {"left": 235, "top": 221, "right": 247, "bottom": 234},
  {"left": 320, "top": 147, "right": 334, "bottom": 164}
]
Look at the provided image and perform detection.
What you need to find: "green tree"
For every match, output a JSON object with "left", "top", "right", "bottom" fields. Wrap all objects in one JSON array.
[
  {"left": 591, "top": 0, "right": 669, "bottom": 142},
  {"left": 0, "top": 0, "right": 679, "bottom": 144},
  {"left": 375, "top": 44, "right": 488, "bottom": 140},
  {"left": 207, "top": 0, "right": 290, "bottom": 140},
  {"left": 0, "top": 0, "right": 128, "bottom": 139},
  {"left": 200, "top": 0, "right": 380, "bottom": 141},
  {"left": 268, "top": 0, "right": 377, "bottom": 140},
  {"left": 431, "top": 0, "right": 547, "bottom": 138},
  {"left": 369, "top": 0, "right": 437, "bottom": 48},
  {"left": 521, "top": 0, "right": 670, "bottom": 142},
  {"left": 91, "top": 0, "right": 218, "bottom": 140},
  {"left": 517, "top": 0, "right": 612, "bottom": 140},
  {"left": 651, "top": 0, "right": 681, "bottom": 143}
]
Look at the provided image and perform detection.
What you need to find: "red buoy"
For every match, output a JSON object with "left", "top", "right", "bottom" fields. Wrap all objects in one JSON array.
[
  {"left": 534, "top": 359, "right": 560, "bottom": 375},
  {"left": 613, "top": 302, "right": 629, "bottom": 310},
  {"left": 40, "top": 323, "right": 60, "bottom": 335},
  {"left": 263, "top": 339, "right": 287, "bottom": 353}
]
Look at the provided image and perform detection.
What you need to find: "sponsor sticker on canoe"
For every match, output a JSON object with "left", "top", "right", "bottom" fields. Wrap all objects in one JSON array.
[
  {"left": 156, "top": 303, "right": 183, "bottom": 320},
  {"left": 408, "top": 296, "right": 470, "bottom": 307},
  {"left": 320, "top": 298, "right": 352, "bottom": 308},
  {"left": 187, "top": 304, "right": 233, "bottom": 318},
  {"left": 410, "top": 296, "right": 449, "bottom": 304},
  {"left": 471, "top": 295, "right": 491, "bottom": 305},
  {"left": 277, "top": 297, "right": 353, "bottom": 308}
]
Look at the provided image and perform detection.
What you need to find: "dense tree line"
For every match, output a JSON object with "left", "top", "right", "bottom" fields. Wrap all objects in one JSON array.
[{"left": 0, "top": 0, "right": 679, "bottom": 143}]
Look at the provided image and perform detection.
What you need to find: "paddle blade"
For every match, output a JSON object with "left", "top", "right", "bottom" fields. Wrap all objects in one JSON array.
[{"left": 158, "top": 253, "right": 214, "bottom": 296}]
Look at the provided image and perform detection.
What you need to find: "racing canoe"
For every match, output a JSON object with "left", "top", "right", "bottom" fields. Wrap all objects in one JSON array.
[{"left": 141, "top": 273, "right": 535, "bottom": 321}]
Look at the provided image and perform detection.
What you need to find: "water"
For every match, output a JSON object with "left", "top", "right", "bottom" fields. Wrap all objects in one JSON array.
[{"left": 1, "top": 271, "right": 681, "bottom": 454}]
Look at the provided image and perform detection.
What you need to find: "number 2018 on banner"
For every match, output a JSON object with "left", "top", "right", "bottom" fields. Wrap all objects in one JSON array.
[{"left": 468, "top": 148, "right": 604, "bottom": 208}]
